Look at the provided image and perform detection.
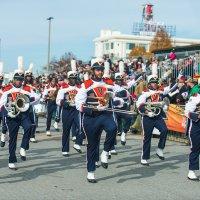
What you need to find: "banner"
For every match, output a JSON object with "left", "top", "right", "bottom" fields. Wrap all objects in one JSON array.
[{"left": 165, "top": 104, "right": 186, "bottom": 134}]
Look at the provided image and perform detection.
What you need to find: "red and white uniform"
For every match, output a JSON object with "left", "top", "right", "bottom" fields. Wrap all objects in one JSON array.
[
  {"left": 42, "top": 84, "right": 60, "bottom": 101},
  {"left": 56, "top": 83, "right": 80, "bottom": 107},
  {"left": 0, "top": 84, "right": 40, "bottom": 110}
]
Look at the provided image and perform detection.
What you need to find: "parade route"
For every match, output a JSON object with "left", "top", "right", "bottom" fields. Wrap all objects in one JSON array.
[{"left": 0, "top": 120, "right": 198, "bottom": 200}]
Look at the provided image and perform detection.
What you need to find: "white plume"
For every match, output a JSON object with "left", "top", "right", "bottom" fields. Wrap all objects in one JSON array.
[
  {"left": 119, "top": 61, "right": 124, "bottom": 75},
  {"left": 0, "top": 62, "right": 3, "bottom": 76},
  {"left": 103, "top": 61, "right": 110, "bottom": 78},
  {"left": 71, "top": 59, "right": 77, "bottom": 72},
  {"left": 17, "top": 56, "right": 24, "bottom": 73}
]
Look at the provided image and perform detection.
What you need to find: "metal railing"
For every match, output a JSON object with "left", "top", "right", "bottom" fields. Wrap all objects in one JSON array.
[{"left": 157, "top": 54, "right": 200, "bottom": 79}]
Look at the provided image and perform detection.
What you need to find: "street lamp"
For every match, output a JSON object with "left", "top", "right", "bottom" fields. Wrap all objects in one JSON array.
[{"left": 47, "top": 17, "right": 54, "bottom": 73}]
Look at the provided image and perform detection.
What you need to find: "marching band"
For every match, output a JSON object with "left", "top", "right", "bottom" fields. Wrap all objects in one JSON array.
[{"left": 0, "top": 56, "right": 199, "bottom": 183}]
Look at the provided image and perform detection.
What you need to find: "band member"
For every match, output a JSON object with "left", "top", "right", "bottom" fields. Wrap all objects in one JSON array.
[
  {"left": 112, "top": 61, "right": 139, "bottom": 146},
  {"left": 54, "top": 76, "right": 68, "bottom": 129},
  {"left": 24, "top": 63, "right": 39, "bottom": 143},
  {"left": 42, "top": 76, "right": 59, "bottom": 136},
  {"left": 56, "top": 69, "right": 82, "bottom": 157},
  {"left": 0, "top": 57, "right": 40, "bottom": 170},
  {"left": 0, "top": 62, "right": 8, "bottom": 147},
  {"left": 165, "top": 76, "right": 188, "bottom": 104},
  {"left": 75, "top": 59, "right": 123, "bottom": 183},
  {"left": 185, "top": 92, "right": 200, "bottom": 181},
  {"left": 136, "top": 75, "right": 168, "bottom": 166},
  {"left": 113, "top": 72, "right": 133, "bottom": 145}
]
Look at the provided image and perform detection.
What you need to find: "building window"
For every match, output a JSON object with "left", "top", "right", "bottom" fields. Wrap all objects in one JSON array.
[
  {"left": 126, "top": 43, "right": 135, "bottom": 50},
  {"left": 105, "top": 43, "right": 109, "bottom": 50},
  {"left": 138, "top": 44, "right": 148, "bottom": 50},
  {"left": 111, "top": 42, "right": 114, "bottom": 49}
]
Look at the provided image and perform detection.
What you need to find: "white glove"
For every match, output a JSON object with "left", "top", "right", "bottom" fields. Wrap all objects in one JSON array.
[
  {"left": 163, "top": 105, "right": 168, "bottom": 112},
  {"left": 96, "top": 105, "right": 108, "bottom": 111},
  {"left": 69, "top": 102, "right": 75, "bottom": 107},
  {"left": 40, "top": 98, "right": 45, "bottom": 104},
  {"left": 113, "top": 97, "right": 124, "bottom": 108},
  {"left": 147, "top": 112, "right": 155, "bottom": 118}
]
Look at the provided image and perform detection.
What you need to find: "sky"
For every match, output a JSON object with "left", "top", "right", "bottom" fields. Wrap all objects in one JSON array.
[{"left": 0, "top": 0, "right": 200, "bottom": 73}]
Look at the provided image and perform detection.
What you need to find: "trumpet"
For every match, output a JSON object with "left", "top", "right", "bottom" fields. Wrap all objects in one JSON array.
[{"left": 5, "top": 94, "right": 30, "bottom": 118}]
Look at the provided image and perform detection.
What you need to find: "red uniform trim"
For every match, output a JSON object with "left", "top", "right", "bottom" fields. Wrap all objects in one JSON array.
[
  {"left": 23, "top": 85, "right": 31, "bottom": 92},
  {"left": 3, "top": 84, "right": 12, "bottom": 92},
  {"left": 84, "top": 79, "right": 93, "bottom": 89},
  {"left": 103, "top": 78, "right": 114, "bottom": 85}
]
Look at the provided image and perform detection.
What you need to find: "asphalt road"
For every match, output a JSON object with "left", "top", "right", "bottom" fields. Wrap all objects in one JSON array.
[{"left": 0, "top": 119, "right": 199, "bottom": 200}]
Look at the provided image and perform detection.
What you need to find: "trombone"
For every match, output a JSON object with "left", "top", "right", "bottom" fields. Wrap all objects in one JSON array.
[{"left": 83, "top": 105, "right": 137, "bottom": 115}]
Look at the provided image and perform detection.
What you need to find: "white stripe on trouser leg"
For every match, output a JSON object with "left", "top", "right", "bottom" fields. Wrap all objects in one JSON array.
[
  {"left": 81, "top": 114, "right": 88, "bottom": 170},
  {"left": 188, "top": 120, "right": 193, "bottom": 149},
  {"left": 141, "top": 116, "right": 144, "bottom": 159}
]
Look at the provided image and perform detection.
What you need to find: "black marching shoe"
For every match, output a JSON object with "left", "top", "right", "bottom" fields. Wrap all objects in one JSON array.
[
  {"left": 110, "top": 150, "right": 118, "bottom": 155},
  {"left": 187, "top": 177, "right": 199, "bottom": 181},
  {"left": 72, "top": 136, "right": 76, "bottom": 142},
  {"left": 156, "top": 153, "right": 165, "bottom": 160},
  {"left": 20, "top": 148, "right": 26, "bottom": 161},
  {"left": 101, "top": 162, "right": 108, "bottom": 169},
  {"left": 130, "top": 127, "right": 138, "bottom": 134},
  {"left": 156, "top": 149, "right": 165, "bottom": 160},
  {"left": 117, "top": 132, "right": 122, "bottom": 136},
  {"left": 87, "top": 172, "right": 97, "bottom": 183},
  {"left": 120, "top": 132, "right": 126, "bottom": 146},
  {"left": 121, "top": 141, "right": 126, "bottom": 146},
  {"left": 108, "top": 152, "right": 111, "bottom": 159},
  {"left": 95, "top": 162, "right": 100, "bottom": 168},
  {"left": 73, "top": 144, "right": 82, "bottom": 154},
  {"left": 20, "top": 155, "right": 26, "bottom": 161},
  {"left": 8, "top": 163, "right": 18, "bottom": 171},
  {"left": 101, "top": 151, "right": 108, "bottom": 169},
  {"left": 0, "top": 141, "right": 5, "bottom": 147},
  {"left": 30, "top": 138, "right": 37, "bottom": 143},
  {"left": 141, "top": 159, "right": 150, "bottom": 166},
  {"left": 1, "top": 134, "right": 6, "bottom": 147},
  {"left": 87, "top": 178, "right": 97, "bottom": 183},
  {"left": 62, "top": 152, "right": 69, "bottom": 157},
  {"left": 187, "top": 171, "right": 199, "bottom": 181}
]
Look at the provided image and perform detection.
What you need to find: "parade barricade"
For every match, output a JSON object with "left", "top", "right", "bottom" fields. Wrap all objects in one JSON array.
[
  {"left": 165, "top": 104, "right": 188, "bottom": 143},
  {"left": 151, "top": 104, "right": 188, "bottom": 143},
  {"left": 165, "top": 104, "right": 186, "bottom": 134}
]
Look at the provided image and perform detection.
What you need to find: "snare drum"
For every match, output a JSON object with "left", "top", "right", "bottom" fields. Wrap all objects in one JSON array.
[{"left": 34, "top": 103, "right": 46, "bottom": 117}]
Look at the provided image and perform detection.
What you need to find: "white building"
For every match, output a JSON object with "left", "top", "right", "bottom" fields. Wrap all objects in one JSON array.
[{"left": 94, "top": 29, "right": 200, "bottom": 60}]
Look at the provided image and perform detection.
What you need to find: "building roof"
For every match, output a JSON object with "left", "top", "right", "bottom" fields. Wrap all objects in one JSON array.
[{"left": 94, "top": 29, "right": 200, "bottom": 44}]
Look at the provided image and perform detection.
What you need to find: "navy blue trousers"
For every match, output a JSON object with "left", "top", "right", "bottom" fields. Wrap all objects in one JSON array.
[
  {"left": 46, "top": 100, "right": 57, "bottom": 131},
  {"left": 0, "top": 114, "right": 7, "bottom": 134},
  {"left": 55, "top": 105, "right": 62, "bottom": 123},
  {"left": 62, "top": 107, "right": 82, "bottom": 152},
  {"left": 29, "top": 106, "right": 37, "bottom": 138},
  {"left": 188, "top": 120, "right": 200, "bottom": 170},
  {"left": 142, "top": 115, "right": 168, "bottom": 160},
  {"left": 71, "top": 122, "right": 78, "bottom": 138},
  {"left": 5, "top": 113, "right": 32, "bottom": 163},
  {"left": 116, "top": 112, "right": 133, "bottom": 133},
  {"left": 83, "top": 112, "right": 117, "bottom": 172}
]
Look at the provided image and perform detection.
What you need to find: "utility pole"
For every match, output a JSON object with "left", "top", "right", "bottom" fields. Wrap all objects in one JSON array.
[{"left": 47, "top": 17, "right": 54, "bottom": 73}]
